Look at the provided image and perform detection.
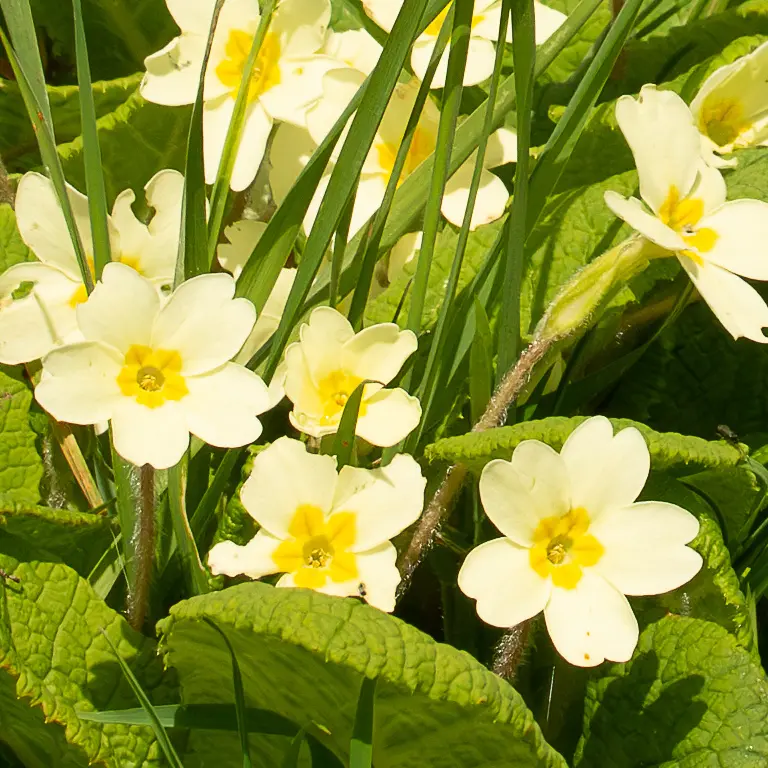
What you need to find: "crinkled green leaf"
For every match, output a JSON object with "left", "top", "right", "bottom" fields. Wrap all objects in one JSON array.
[
  {"left": 574, "top": 616, "right": 768, "bottom": 767},
  {"left": 0, "top": 559, "right": 176, "bottom": 767},
  {"left": 606, "top": 300, "right": 768, "bottom": 441},
  {"left": 58, "top": 89, "right": 191, "bottom": 204},
  {"left": 1, "top": 75, "right": 140, "bottom": 175},
  {"left": 29, "top": 0, "right": 177, "bottom": 80},
  {"left": 0, "top": 504, "right": 115, "bottom": 578},
  {"left": 600, "top": 0, "right": 768, "bottom": 100},
  {"left": 425, "top": 416, "right": 743, "bottom": 474},
  {"left": 0, "top": 205, "right": 32, "bottom": 272},
  {"left": 158, "top": 583, "right": 568, "bottom": 768},
  {"left": 0, "top": 367, "right": 42, "bottom": 505}
]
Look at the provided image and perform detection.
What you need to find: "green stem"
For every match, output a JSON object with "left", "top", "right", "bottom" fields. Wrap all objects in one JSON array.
[{"left": 126, "top": 464, "right": 155, "bottom": 632}]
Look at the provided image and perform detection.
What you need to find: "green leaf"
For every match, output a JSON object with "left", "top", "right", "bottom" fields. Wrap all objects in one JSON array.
[
  {"left": 28, "top": 0, "right": 178, "bottom": 80},
  {"left": 574, "top": 617, "right": 768, "bottom": 767},
  {"left": 158, "top": 582, "right": 568, "bottom": 768},
  {"left": 349, "top": 678, "right": 375, "bottom": 768},
  {"left": 0, "top": 205, "right": 32, "bottom": 272},
  {"left": 58, "top": 90, "right": 191, "bottom": 205},
  {"left": 0, "top": 559, "right": 175, "bottom": 767},
  {"left": 0, "top": 504, "right": 115, "bottom": 578},
  {"left": 424, "top": 416, "right": 745, "bottom": 474},
  {"left": 0, "top": 75, "right": 140, "bottom": 175},
  {"left": 0, "top": 367, "right": 42, "bottom": 504}
]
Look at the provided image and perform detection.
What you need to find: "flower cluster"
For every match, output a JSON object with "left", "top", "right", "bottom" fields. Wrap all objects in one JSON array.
[{"left": 606, "top": 58, "right": 768, "bottom": 343}]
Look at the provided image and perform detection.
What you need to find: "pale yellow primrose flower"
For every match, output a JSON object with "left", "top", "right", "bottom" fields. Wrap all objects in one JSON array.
[
  {"left": 35, "top": 263, "right": 271, "bottom": 469},
  {"left": 691, "top": 41, "right": 768, "bottom": 169},
  {"left": 321, "top": 28, "right": 382, "bottom": 75},
  {"left": 0, "top": 170, "right": 183, "bottom": 366},
  {"left": 362, "top": 0, "right": 566, "bottom": 89},
  {"left": 271, "top": 78, "right": 517, "bottom": 234},
  {"left": 208, "top": 436, "right": 426, "bottom": 611},
  {"left": 459, "top": 416, "right": 702, "bottom": 667},
  {"left": 604, "top": 85, "right": 768, "bottom": 343},
  {"left": 216, "top": 218, "right": 297, "bottom": 362},
  {"left": 141, "top": 0, "right": 339, "bottom": 191},
  {"left": 280, "top": 306, "right": 421, "bottom": 446}
]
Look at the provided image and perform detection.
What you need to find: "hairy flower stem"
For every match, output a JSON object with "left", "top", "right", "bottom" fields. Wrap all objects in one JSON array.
[
  {"left": 397, "top": 236, "right": 665, "bottom": 596},
  {"left": 127, "top": 464, "right": 155, "bottom": 632},
  {"left": 492, "top": 620, "right": 532, "bottom": 680}
]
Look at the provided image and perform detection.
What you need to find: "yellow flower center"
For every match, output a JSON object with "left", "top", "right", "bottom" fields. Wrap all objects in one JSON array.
[
  {"left": 215, "top": 29, "right": 281, "bottom": 102},
  {"left": 316, "top": 369, "right": 367, "bottom": 425},
  {"left": 376, "top": 125, "right": 435, "bottom": 186},
  {"left": 68, "top": 256, "right": 96, "bottom": 308},
  {"left": 116, "top": 344, "right": 189, "bottom": 408},
  {"left": 272, "top": 504, "right": 358, "bottom": 589},
  {"left": 698, "top": 96, "right": 749, "bottom": 148},
  {"left": 658, "top": 185, "right": 718, "bottom": 264},
  {"left": 529, "top": 507, "right": 604, "bottom": 589},
  {"left": 118, "top": 254, "right": 143, "bottom": 273}
]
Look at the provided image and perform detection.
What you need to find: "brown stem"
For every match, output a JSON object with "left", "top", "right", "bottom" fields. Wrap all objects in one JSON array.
[
  {"left": 126, "top": 464, "right": 155, "bottom": 632},
  {"left": 50, "top": 421, "right": 105, "bottom": 509},
  {"left": 492, "top": 620, "right": 532, "bottom": 680},
  {"left": 397, "top": 338, "right": 554, "bottom": 592},
  {"left": 0, "top": 155, "right": 14, "bottom": 207}
]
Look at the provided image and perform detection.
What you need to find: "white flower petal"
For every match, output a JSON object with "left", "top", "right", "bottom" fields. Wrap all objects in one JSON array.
[
  {"left": 152, "top": 272, "right": 256, "bottom": 374},
  {"left": 689, "top": 161, "right": 727, "bottom": 214},
  {"left": 342, "top": 324, "right": 417, "bottom": 384},
  {"left": 678, "top": 254, "right": 768, "bottom": 343},
  {"left": 0, "top": 263, "right": 81, "bottom": 364},
  {"left": 203, "top": 97, "right": 234, "bottom": 186},
  {"left": 141, "top": 35, "right": 207, "bottom": 107},
  {"left": 77, "top": 262, "right": 159, "bottom": 353},
  {"left": 614, "top": 86, "right": 702, "bottom": 213},
  {"left": 15, "top": 172, "right": 97, "bottom": 278},
  {"left": 361, "top": 0, "right": 400, "bottom": 32},
  {"left": 207, "top": 530, "right": 282, "bottom": 578},
  {"left": 458, "top": 538, "right": 551, "bottom": 628},
  {"left": 478, "top": 458, "right": 544, "bottom": 546},
  {"left": 388, "top": 232, "right": 421, "bottom": 284},
  {"left": 268, "top": 123, "right": 318, "bottom": 206},
  {"left": 305, "top": 68, "right": 365, "bottom": 149},
  {"left": 218, "top": 219, "right": 267, "bottom": 279},
  {"left": 271, "top": 0, "right": 330, "bottom": 57},
  {"left": 485, "top": 127, "right": 518, "bottom": 168},
  {"left": 544, "top": 570, "right": 639, "bottom": 667},
  {"left": 533, "top": 1, "right": 567, "bottom": 44},
  {"left": 510, "top": 440, "right": 571, "bottom": 519},
  {"left": 35, "top": 341, "right": 122, "bottom": 424},
  {"left": 322, "top": 29, "right": 382, "bottom": 74},
  {"left": 111, "top": 189, "right": 148, "bottom": 259},
  {"left": 111, "top": 398, "right": 190, "bottom": 469},
  {"left": 355, "top": 387, "right": 422, "bottom": 447},
  {"left": 166, "top": 0, "right": 218, "bottom": 35},
  {"left": 232, "top": 101, "right": 273, "bottom": 192},
  {"left": 260, "top": 56, "right": 341, "bottom": 126},
  {"left": 603, "top": 191, "right": 685, "bottom": 252},
  {"left": 560, "top": 416, "right": 650, "bottom": 521},
  {"left": 697, "top": 200, "right": 768, "bottom": 280},
  {"left": 591, "top": 501, "right": 702, "bottom": 596},
  {"left": 298, "top": 306, "right": 355, "bottom": 376},
  {"left": 353, "top": 543, "right": 401, "bottom": 612},
  {"left": 182, "top": 362, "right": 271, "bottom": 447},
  {"left": 235, "top": 268, "right": 297, "bottom": 363},
  {"left": 333, "top": 454, "right": 425, "bottom": 552},
  {"left": 442, "top": 165, "right": 508, "bottom": 229},
  {"left": 240, "top": 436, "right": 338, "bottom": 537}
]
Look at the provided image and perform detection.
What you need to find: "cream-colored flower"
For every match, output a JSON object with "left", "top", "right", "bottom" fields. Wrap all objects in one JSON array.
[
  {"left": 321, "top": 28, "right": 382, "bottom": 75},
  {"left": 141, "top": 0, "right": 339, "bottom": 191},
  {"left": 35, "top": 263, "right": 271, "bottom": 469},
  {"left": 605, "top": 85, "right": 768, "bottom": 343},
  {"left": 691, "top": 41, "right": 768, "bottom": 168},
  {"left": 362, "top": 0, "right": 566, "bottom": 88},
  {"left": 216, "top": 218, "right": 297, "bottom": 361},
  {"left": 208, "top": 436, "right": 425, "bottom": 611},
  {"left": 459, "top": 416, "right": 702, "bottom": 667},
  {"left": 281, "top": 306, "right": 421, "bottom": 446},
  {"left": 271, "top": 77, "right": 517, "bottom": 234},
  {"left": 0, "top": 170, "right": 182, "bottom": 365}
]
